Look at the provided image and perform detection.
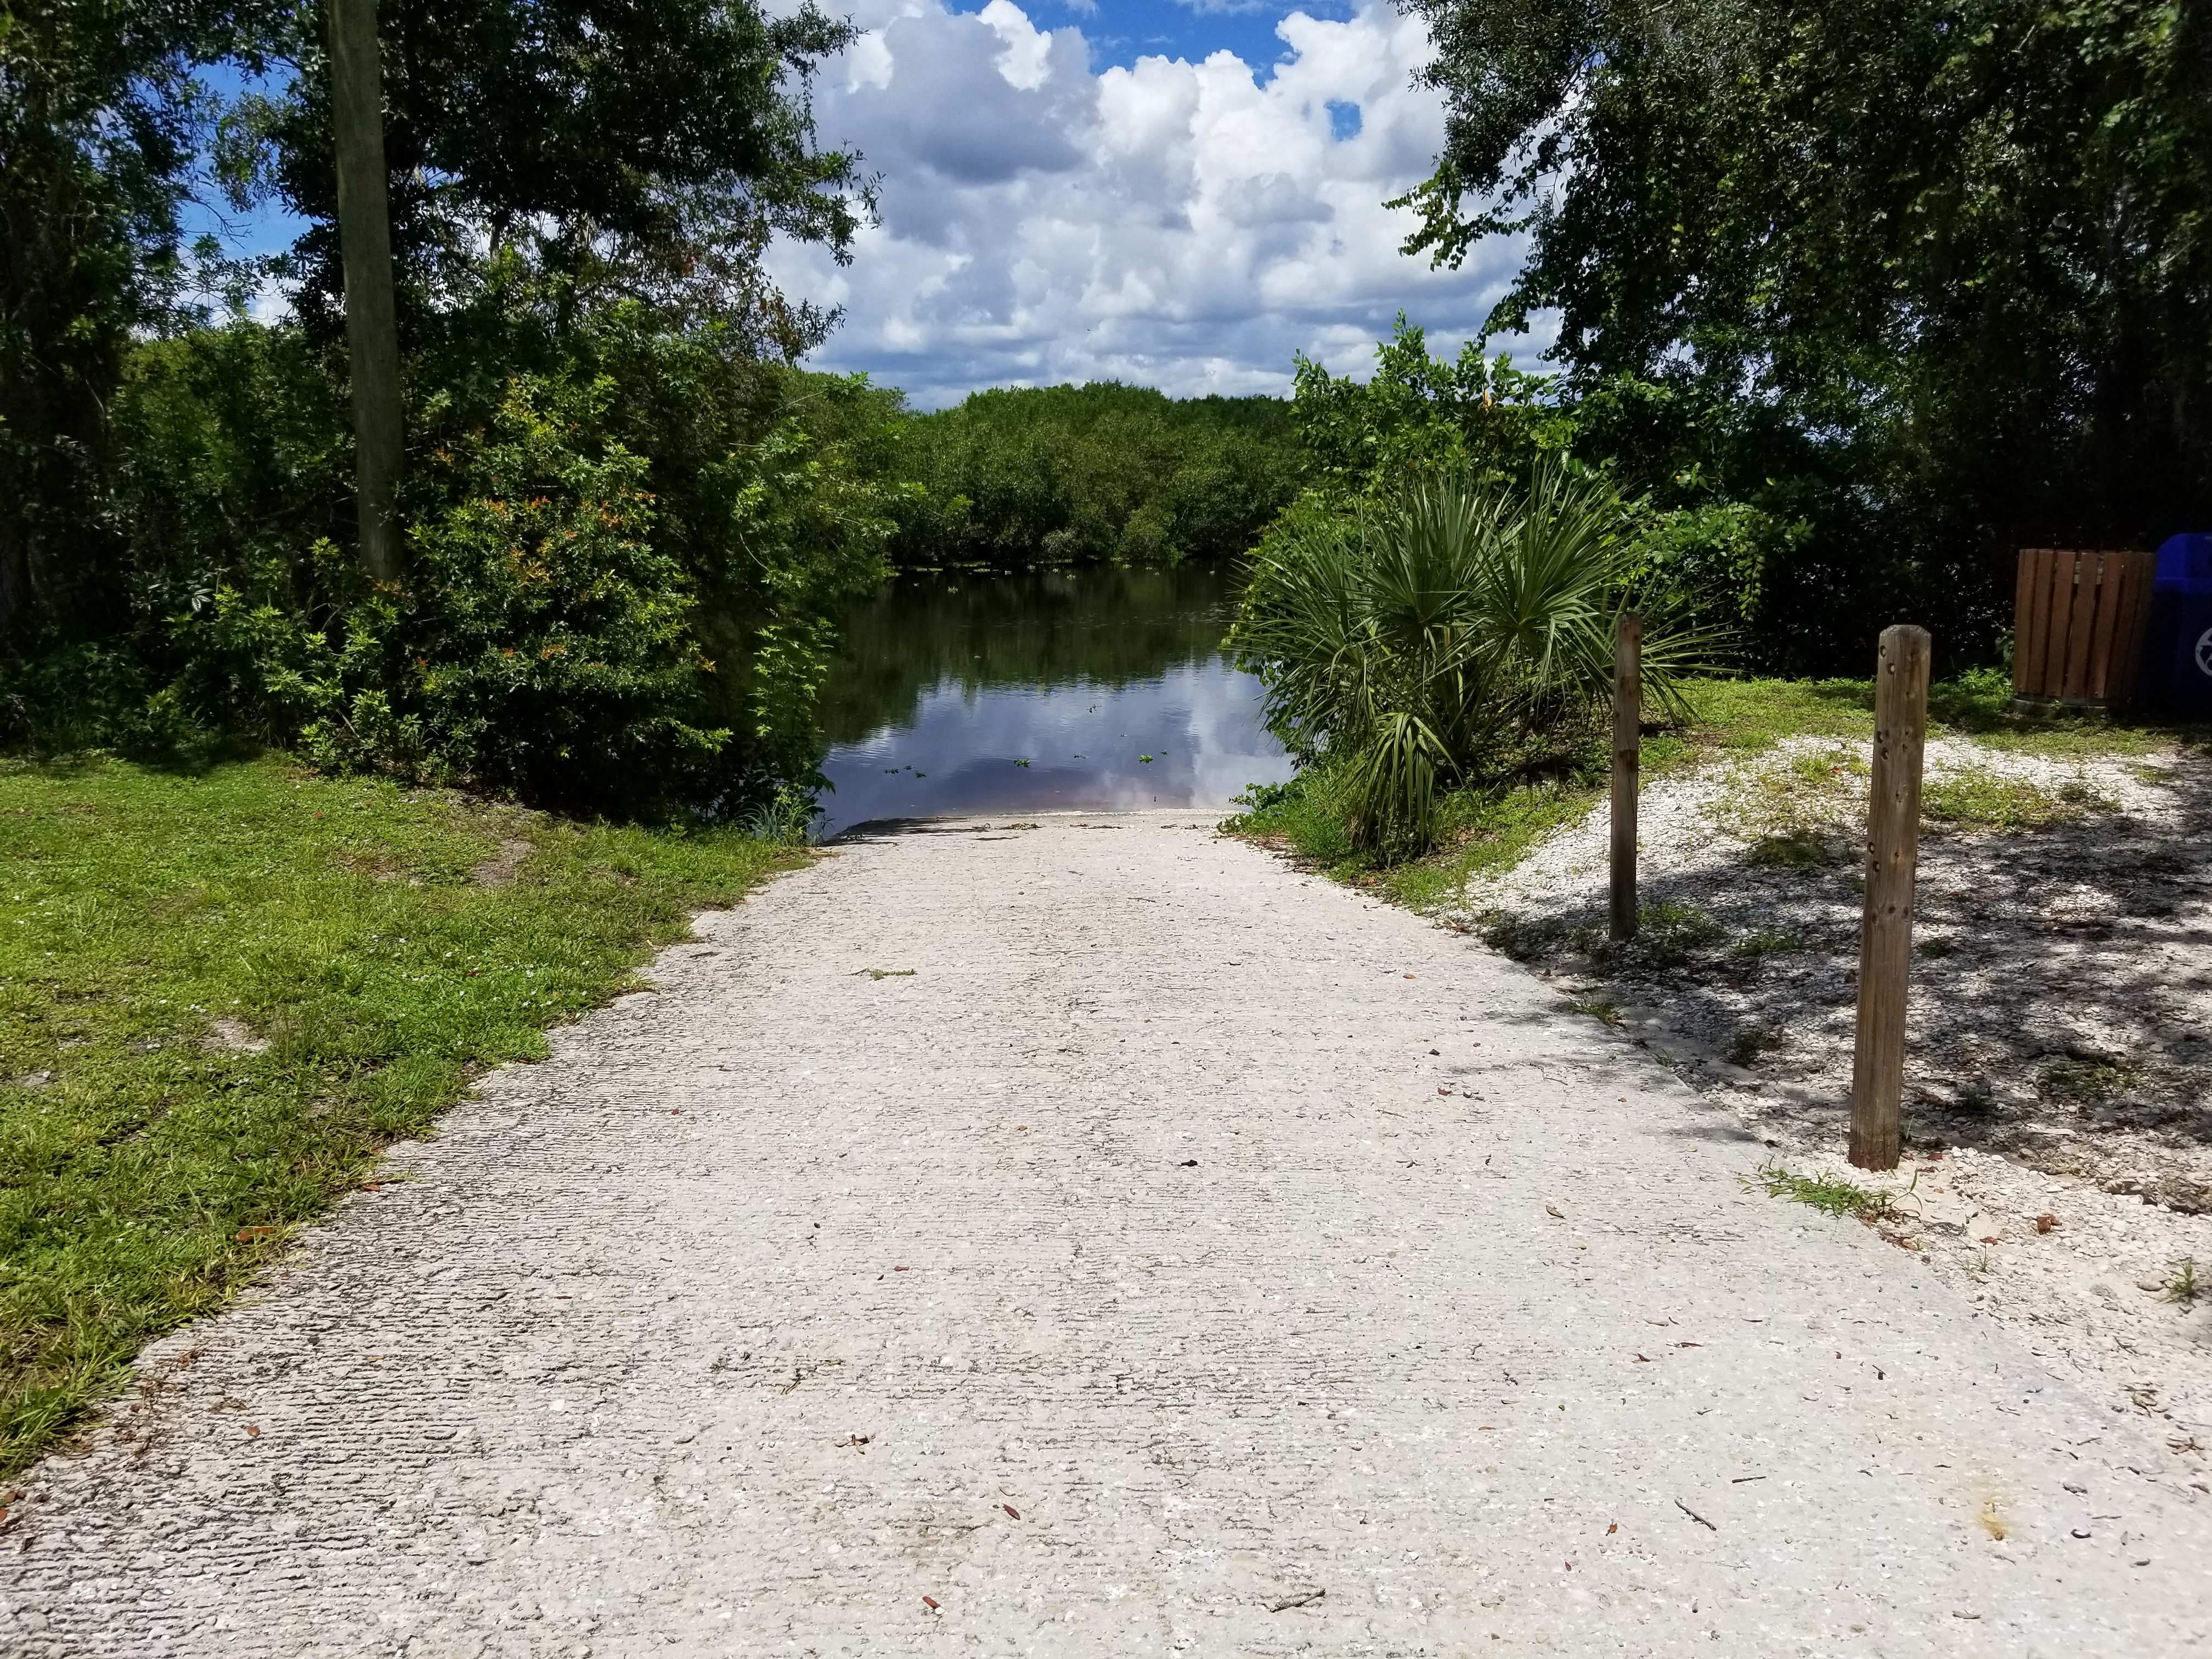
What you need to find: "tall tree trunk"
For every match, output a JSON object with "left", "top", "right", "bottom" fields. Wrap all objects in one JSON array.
[{"left": 329, "top": 0, "right": 404, "bottom": 583}]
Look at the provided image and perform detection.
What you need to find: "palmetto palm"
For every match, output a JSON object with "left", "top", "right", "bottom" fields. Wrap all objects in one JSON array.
[{"left": 1232, "top": 460, "right": 1714, "bottom": 856}]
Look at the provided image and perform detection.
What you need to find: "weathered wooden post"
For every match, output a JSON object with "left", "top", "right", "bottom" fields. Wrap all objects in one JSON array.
[
  {"left": 330, "top": 0, "right": 405, "bottom": 583},
  {"left": 1849, "top": 624, "right": 1931, "bottom": 1171},
  {"left": 1609, "top": 612, "right": 1642, "bottom": 941}
]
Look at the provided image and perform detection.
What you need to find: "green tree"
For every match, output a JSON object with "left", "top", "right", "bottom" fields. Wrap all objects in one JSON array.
[
  {"left": 1266, "top": 317, "right": 1784, "bottom": 645},
  {"left": 250, "top": 0, "right": 867, "bottom": 355},
  {"left": 1287, "top": 314, "right": 1570, "bottom": 496},
  {"left": 1396, "top": 0, "right": 2212, "bottom": 664},
  {"left": 891, "top": 382, "right": 1301, "bottom": 570},
  {"left": 4, "top": 0, "right": 890, "bottom": 815},
  {"left": 0, "top": 0, "right": 281, "bottom": 633}
]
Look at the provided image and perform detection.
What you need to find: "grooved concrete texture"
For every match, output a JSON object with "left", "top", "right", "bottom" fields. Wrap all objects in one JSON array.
[{"left": 4, "top": 814, "right": 2208, "bottom": 1657}]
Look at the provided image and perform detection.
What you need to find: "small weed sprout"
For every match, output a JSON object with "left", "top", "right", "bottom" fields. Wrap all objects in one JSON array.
[
  {"left": 1746, "top": 1160, "right": 1892, "bottom": 1220},
  {"left": 1748, "top": 827, "right": 1830, "bottom": 870},
  {"left": 1565, "top": 995, "right": 1623, "bottom": 1025},
  {"left": 2039, "top": 1056, "right": 2142, "bottom": 1103},
  {"left": 1722, "top": 1026, "right": 1785, "bottom": 1067},
  {"left": 1635, "top": 900, "right": 1723, "bottom": 967},
  {"left": 1786, "top": 747, "right": 1862, "bottom": 787},
  {"left": 1731, "top": 925, "right": 1803, "bottom": 958},
  {"left": 2163, "top": 1259, "right": 2202, "bottom": 1308}
]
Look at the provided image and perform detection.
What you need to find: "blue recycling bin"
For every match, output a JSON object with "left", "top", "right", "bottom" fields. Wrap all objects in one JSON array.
[{"left": 2144, "top": 533, "right": 2212, "bottom": 716}]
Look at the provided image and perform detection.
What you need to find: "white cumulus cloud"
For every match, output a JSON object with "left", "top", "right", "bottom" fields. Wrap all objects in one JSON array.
[{"left": 771, "top": 0, "right": 1532, "bottom": 406}]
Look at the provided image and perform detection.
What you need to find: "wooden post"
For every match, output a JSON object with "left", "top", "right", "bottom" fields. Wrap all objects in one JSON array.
[
  {"left": 330, "top": 0, "right": 405, "bottom": 583},
  {"left": 1849, "top": 624, "right": 1932, "bottom": 1171},
  {"left": 1609, "top": 612, "right": 1641, "bottom": 941}
]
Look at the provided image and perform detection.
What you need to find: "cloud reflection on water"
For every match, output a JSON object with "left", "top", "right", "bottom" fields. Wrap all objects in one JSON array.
[{"left": 818, "top": 660, "right": 1293, "bottom": 837}]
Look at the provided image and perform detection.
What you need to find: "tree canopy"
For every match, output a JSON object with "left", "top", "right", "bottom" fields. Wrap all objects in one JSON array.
[
  {"left": 249, "top": 0, "right": 867, "bottom": 354},
  {"left": 1395, "top": 0, "right": 2212, "bottom": 660},
  {"left": 891, "top": 382, "right": 1301, "bottom": 571},
  {"left": 0, "top": 0, "right": 893, "bottom": 813}
]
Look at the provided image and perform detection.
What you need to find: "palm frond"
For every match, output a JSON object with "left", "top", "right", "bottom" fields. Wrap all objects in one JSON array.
[{"left": 1235, "top": 459, "right": 1725, "bottom": 856}]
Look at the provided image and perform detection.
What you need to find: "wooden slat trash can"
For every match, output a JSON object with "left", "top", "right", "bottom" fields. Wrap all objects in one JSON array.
[{"left": 2012, "top": 548, "right": 2155, "bottom": 707}]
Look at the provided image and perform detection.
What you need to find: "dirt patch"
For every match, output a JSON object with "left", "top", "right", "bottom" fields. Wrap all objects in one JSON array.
[
  {"left": 1449, "top": 732, "right": 2212, "bottom": 1474},
  {"left": 469, "top": 836, "right": 534, "bottom": 888},
  {"left": 331, "top": 849, "right": 418, "bottom": 884},
  {"left": 203, "top": 1018, "right": 269, "bottom": 1056}
]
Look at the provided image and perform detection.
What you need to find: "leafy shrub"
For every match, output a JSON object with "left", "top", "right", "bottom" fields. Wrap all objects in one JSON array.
[
  {"left": 15, "top": 295, "right": 904, "bottom": 817},
  {"left": 1621, "top": 498, "right": 1801, "bottom": 636},
  {"left": 1231, "top": 460, "right": 1722, "bottom": 856},
  {"left": 329, "top": 379, "right": 727, "bottom": 807}
]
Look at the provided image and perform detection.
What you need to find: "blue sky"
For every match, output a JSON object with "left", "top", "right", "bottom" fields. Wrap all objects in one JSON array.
[
  {"left": 196, "top": 1, "right": 1534, "bottom": 406},
  {"left": 1046, "top": 0, "right": 1359, "bottom": 72}
]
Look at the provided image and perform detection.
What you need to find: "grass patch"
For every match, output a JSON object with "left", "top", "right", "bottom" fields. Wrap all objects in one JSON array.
[
  {"left": 1683, "top": 668, "right": 2200, "bottom": 761},
  {"left": 1636, "top": 900, "right": 1724, "bottom": 967},
  {"left": 1677, "top": 678, "right": 1875, "bottom": 749},
  {"left": 1732, "top": 924, "right": 1805, "bottom": 957},
  {"left": 1220, "top": 772, "right": 1361, "bottom": 868},
  {"left": 2038, "top": 1055, "right": 2142, "bottom": 1102},
  {"left": 1920, "top": 768, "right": 2106, "bottom": 831},
  {"left": 1563, "top": 994, "right": 1623, "bottom": 1025},
  {"left": 1745, "top": 1160, "right": 1892, "bottom": 1218},
  {"left": 1714, "top": 740, "right": 1866, "bottom": 840},
  {"left": 1746, "top": 827, "right": 1835, "bottom": 870},
  {"left": 1926, "top": 666, "right": 2186, "bottom": 758},
  {"left": 0, "top": 753, "right": 797, "bottom": 1476},
  {"left": 1223, "top": 766, "right": 1604, "bottom": 911},
  {"left": 1385, "top": 780, "right": 1604, "bottom": 909}
]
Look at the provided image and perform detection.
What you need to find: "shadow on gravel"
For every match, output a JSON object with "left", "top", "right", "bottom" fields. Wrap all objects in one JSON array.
[
  {"left": 828, "top": 817, "right": 1005, "bottom": 843},
  {"left": 1657, "top": 1120, "right": 1769, "bottom": 1146},
  {"left": 1485, "top": 759, "right": 2212, "bottom": 1210}
]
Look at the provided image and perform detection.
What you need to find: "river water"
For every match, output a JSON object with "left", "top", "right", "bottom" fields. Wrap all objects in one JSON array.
[{"left": 814, "top": 562, "right": 1294, "bottom": 838}]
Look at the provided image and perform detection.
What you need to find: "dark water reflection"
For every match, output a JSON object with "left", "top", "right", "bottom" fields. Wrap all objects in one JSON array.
[{"left": 815, "top": 563, "right": 1294, "bottom": 837}]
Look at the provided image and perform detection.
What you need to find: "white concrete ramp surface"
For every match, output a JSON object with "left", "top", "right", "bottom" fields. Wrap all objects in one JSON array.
[{"left": 2, "top": 814, "right": 2206, "bottom": 1656}]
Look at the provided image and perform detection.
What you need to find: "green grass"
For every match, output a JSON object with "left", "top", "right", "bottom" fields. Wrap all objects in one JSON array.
[
  {"left": 1745, "top": 1160, "right": 1892, "bottom": 1218},
  {"left": 0, "top": 753, "right": 797, "bottom": 1476},
  {"left": 1678, "top": 678, "right": 1876, "bottom": 749},
  {"left": 2163, "top": 1259, "right": 2203, "bottom": 1308},
  {"left": 1562, "top": 994, "right": 1623, "bottom": 1025},
  {"left": 1745, "top": 827, "right": 1835, "bottom": 870},
  {"left": 1732, "top": 924, "right": 1806, "bottom": 957},
  {"left": 1225, "top": 668, "right": 2205, "bottom": 901},
  {"left": 2038, "top": 1055, "right": 2142, "bottom": 1102},
  {"left": 1223, "top": 766, "right": 1605, "bottom": 910},
  {"left": 1635, "top": 900, "right": 1724, "bottom": 967},
  {"left": 1681, "top": 667, "right": 2204, "bottom": 760},
  {"left": 1920, "top": 769, "right": 2106, "bottom": 831},
  {"left": 1925, "top": 665, "right": 2192, "bottom": 758}
]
